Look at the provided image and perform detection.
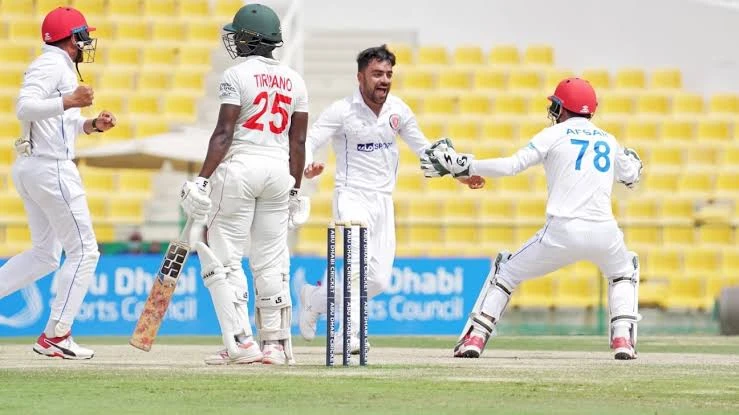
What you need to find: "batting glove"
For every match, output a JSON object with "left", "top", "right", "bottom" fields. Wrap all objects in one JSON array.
[
  {"left": 180, "top": 177, "right": 212, "bottom": 221},
  {"left": 288, "top": 188, "right": 310, "bottom": 230}
]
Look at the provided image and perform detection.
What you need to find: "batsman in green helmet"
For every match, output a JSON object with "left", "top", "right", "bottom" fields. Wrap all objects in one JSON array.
[{"left": 180, "top": 3, "right": 310, "bottom": 366}]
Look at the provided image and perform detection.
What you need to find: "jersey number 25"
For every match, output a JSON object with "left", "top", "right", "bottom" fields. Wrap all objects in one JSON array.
[{"left": 244, "top": 91, "right": 292, "bottom": 134}]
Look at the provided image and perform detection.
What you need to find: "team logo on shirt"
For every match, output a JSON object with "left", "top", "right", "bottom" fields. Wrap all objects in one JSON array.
[{"left": 389, "top": 114, "right": 401, "bottom": 131}]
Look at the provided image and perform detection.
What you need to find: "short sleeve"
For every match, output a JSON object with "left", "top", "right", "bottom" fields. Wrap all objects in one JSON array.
[
  {"left": 293, "top": 75, "right": 309, "bottom": 113},
  {"left": 218, "top": 69, "right": 241, "bottom": 106}
]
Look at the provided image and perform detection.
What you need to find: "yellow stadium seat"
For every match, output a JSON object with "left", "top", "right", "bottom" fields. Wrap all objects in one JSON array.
[
  {"left": 310, "top": 196, "right": 332, "bottom": 220},
  {"left": 81, "top": 168, "right": 115, "bottom": 193},
  {"left": 615, "top": 68, "right": 646, "bottom": 89},
  {"left": 128, "top": 94, "right": 161, "bottom": 115},
  {"left": 409, "top": 197, "right": 443, "bottom": 219},
  {"left": 662, "top": 198, "right": 694, "bottom": 220},
  {"left": 597, "top": 118, "right": 625, "bottom": 138},
  {"left": 298, "top": 225, "right": 325, "bottom": 245},
  {"left": 453, "top": 46, "right": 484, "bottom": 65},
  {"left": 662, "top": 225, "right": 695, "bottom": 245},
  {"left": 527, "top": 94, "right": 550, "bottom": 115},
  {"left": 481, "top": 226, "right": 515, "bottom": 245},
  {"left": 109, "top": 198, "right": 144, "bottom": 222},
  {"left": 0, "top": 45, "right": 32, "bottom": 63},
  {"left": 554, "top": 274, "right": 598, "bottom": 309},
  {"left": 0, "top": 195, "right": 25, "bottom": 220},
  {"left": 438, "top": 68, "right": 472, "bottom": 90},
  {"left": 137, "top": 71, "right": 170, "bottom": 91},
  {"left": 498, "top": 174, "right": 532, "bottom": 193},
  {"left": 108, "top": 0, "right": 142, "bottom": 16},
  {"left": 493, "top": 93, "right": 527, "bottom": 114},
  {"left": 519, "top": 118, "right": 548, "bottom": 140},
  {"left": 473, "top": 68, "right": 507, "bottom": 90},
  {"left": 132, "top": 119, "right": 168, "bottom": 137},
  {"left": 482, "top": 119, "right": 516, "bottom": 140},
  {"left": 92, "top": 95, "right": 125, "bottom": 114},
  {"left": 104, "top": 46, "right": 140, "bottom": 66},
  {"left": 3, "top": 0, "right": 35, "bottom": 16},
  {"left": 697, "top": 118, "right": 731, "bottom": 141},
  {"left": 647, "top": 248, "right": 681, "bottom": 276},
  {"left": 8, "top": 18, "right": 37, "bottom": 40},
  {"left": 6, "top": 224, "right": 31, "bottom": 243},
  {"left": 402, "top": 68, "right": 435, "bottom": 90},
  {"left": 599, "top": 93, "right": 634, "bottom": 114},
  {"left": 650, "top": 68, "right": 682, "bottom": 89},
  {"left": 93, "top": 224, "right": 115, "bottom": 242},
  {"left": 115, "top": 20, "right": 150, "bottom": 41},
  {"left": 387, "top": 43, "right": 412, "bottom": 65},
  {"left": 179, "top": 46, "right": 213, "bottom": 67},
  {"left": 625, "top": 225, "right": 659, "bottom": 245},
  {"left": 722, "top": 249, "right": 739, "bottom": 274},
  {"left": 416, "top": 45, "right": 448, "bottom": 65},
  {"left": 644, "top": 171, "right": 679, "bottom": 193},
  {"left": 665, "top": 276, "right": 704, "bottom": 310},
  {"left": 151, "top": 22, "right": 186, "bottom": 42},
  {"left": 516, "top": 198, "right": 546, "bottom": 219},
  {"left": 142, "top": 46, "right": 179, "bottom": 66},
  {"left": 544, "top": 69, "right": 575, "bottom": 90},
  {"left": 508, "top": 70, "right": 543, "bottom": 90},
  {"left": 574, "top": 261, "right": 600, "bottom": 278},
  {"left": 649, "top": 146, "right": 683, "bottom": 166},
  {"left": 215, "top": 0, "right": 243, "bottom": 17},
  {"left": 103, "top": 122, "right": 133, "bottom": 140},
  {"left": 624, "top": 199, "right": 658, "bottom": 219},
  {"left": 516, "top": 276, "right": 555, "bottom": 308},
  {"left": 677, "top": 171, "right": 713, "bottom": 193},
  {"left": 98, "top": 71, "right": 136, "bottom": 91},
  {"left": 685, "top": 145, "right": 717, "bottom": 166},
  {"left": 459, "top": 93, "right": 492, "bottom": 114},
  {"left": 684, "top": 248, "right": 721, "bottom": 276},
  {"left": 186, "top": 21, "right": 220, "bottom": 43},
  {"left": 172, "top": 70, "right": 206, "bottom": 93},
  {"left": 118, "top": 170, "right": 153, "bottom": 193},
  {"left": 89, "top": 21, "right": 113, "bottom": 41},
  {"left": 397, "top": 93, "right": 421, "bottom": 113},
  {"left": 445, "top": 226, "right": 480, "bottom": 245},
  {"left": 672, "top": 93, "right": 704, "bottom": 114},
  {"left": 489, "top": 45, "right": 519, "bottom": 65},
  {"left": 708, "top": 94, "right": 738, "bottom": 114},
  {"left": 144, "top": 0, "right": 177, "bottom": 16},
  {"left": 636, "top": 92, "right": 670, "bottom": 114},
  {"left": 723, "top": 144, "right": 739, "bottom": 165},
  {"left": 624, "top": 119, "right": 659, "bottom": 140},
  {"left": 409, "top": 225, "right": 443, "bottom": 242},
  {"left": 163, "top": 95, "right": 197, "bottom": 122},
  {"left": 523, "top": 45, "right": 554, "bottom": 65},
  {"left": 417, "top": 117, "right": 445, "bottom": 138},
  {"left": 443, "top": 198, "right": 478, "bottom": 219},
  {"left": 661, "top": 118, "right": 695, "bottom": 141},
  {"left": 73, "top": 0, "right": 107, "bottom": 16},
  {"left": 0, "top": 93, "right": 14, "bottom": 114},
  {"left": 423, "top": 93, "right": 456, "bottom": 114},
  {"left": 480, "top": 198, "right": 514, "bottom": 219},
  {"left": 447, "top": 119, "right": 480, "bottom": 139},
  {"left": 698, "top": 225, "right": 733, "bottom": 245},
  {"left": 581, "top": 68, "right": 611, "bottom": 89},
  {"left": 86, "top": 195, "right": 108, "bottom": 218},
  {"left": 395, "top": 173, "right": 425, "bottom": 192},
  {"left": 716, "top": 171, "right": 739, "bottom": 195},
  {"left": 0, "top": 143, "right": 13, "bottom": 166}
]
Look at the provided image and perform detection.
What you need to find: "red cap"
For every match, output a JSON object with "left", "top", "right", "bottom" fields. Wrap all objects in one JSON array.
[
  {"left": 41, "top": 7, "right": 95, "bottom": 43},
  {"left": 548, "top": 78, "right": 598, "bottom": 115}
]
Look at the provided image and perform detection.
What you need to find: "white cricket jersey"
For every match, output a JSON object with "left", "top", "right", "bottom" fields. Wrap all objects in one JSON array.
[
  {"left": 306, "top": 89, "right": 431, "bottom": 194},
  {"left": 470, "top": 117, "right": 642, "bottom": 221},
  {"left": 218, "top": 55, "right": 308, "bottom": 161},
  {"left": 16, "top": 45, "right": 88, "bottom": 160}
]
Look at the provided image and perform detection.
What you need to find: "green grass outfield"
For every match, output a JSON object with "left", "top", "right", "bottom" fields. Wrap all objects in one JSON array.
[{"left": 1, "top": 336, "right": 737, "bottom": 415}]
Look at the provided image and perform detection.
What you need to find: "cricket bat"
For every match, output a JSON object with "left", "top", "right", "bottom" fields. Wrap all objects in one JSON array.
[{"left": 129, "top": 219, "right": 195, "bottom": 351}]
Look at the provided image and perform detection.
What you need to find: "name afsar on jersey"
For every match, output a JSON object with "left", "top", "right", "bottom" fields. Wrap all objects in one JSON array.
[
  {"left": 566, "top": 128, "right": 607, "bottom": 136},
  {"left": 253, "top": 74, "right": 293, "bottom": 91}
]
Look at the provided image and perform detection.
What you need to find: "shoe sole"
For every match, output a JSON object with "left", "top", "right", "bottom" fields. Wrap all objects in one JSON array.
[
  {"left": 33, "top": 346, "right": 93, "bottom": 360},
  {"left": 614, "top": 350, "right": 636, "bottom": 360}
]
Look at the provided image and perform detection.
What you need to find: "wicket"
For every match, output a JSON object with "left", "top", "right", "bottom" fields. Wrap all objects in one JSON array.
[{"left": 326, "top": 220, "right": 369, "bottom": 367}]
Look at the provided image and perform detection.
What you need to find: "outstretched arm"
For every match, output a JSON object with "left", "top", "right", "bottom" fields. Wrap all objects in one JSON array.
[
  {"left": 422, "top": 143, "right": 544, "bottom": 179},
  {"left": 469, "top": 144, "right": 543, "bottom": 178}
]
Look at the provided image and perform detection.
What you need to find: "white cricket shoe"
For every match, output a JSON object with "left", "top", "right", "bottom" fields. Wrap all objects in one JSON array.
[
  {"left": 261, "top": 343, "right": 287, "bottom": 365},
  {"left": 333, "top": 333, "right": 370, "bottom": 356},
  {"left": 204, "top": 340, "right": 263, "bottom": 365},
  {"left": 299, "top": 284, "right": 320, "bottom": 341},
  {"left": 611, "top": 337, "right": 637, "bottom": 360},
  {"left": 33, "top": 332, "right": 94, "bottom": 360}
]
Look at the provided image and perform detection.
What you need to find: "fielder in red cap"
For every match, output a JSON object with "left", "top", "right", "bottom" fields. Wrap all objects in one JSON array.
[
  {"left": 421, "top": 78, "right": 645, "bottom": 361},
  {"left": 0, "top": 7, "right": 117, "bottom": 360}
]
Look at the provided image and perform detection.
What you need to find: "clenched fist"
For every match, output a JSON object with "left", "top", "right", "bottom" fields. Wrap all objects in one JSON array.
[
  {"left": 63, "top": 85, "right": 94, "bottom": 109},
  {"left": 94, "top": 110, "right": 116, "bottom": 132}
]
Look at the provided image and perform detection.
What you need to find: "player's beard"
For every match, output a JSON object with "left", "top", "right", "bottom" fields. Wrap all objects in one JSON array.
[{"left": 371, "top": 83, "right": 389, "bottom": 105}]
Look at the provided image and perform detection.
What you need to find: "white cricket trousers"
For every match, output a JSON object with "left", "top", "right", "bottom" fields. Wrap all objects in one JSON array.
[
  {"left": 309, "top": 188, "right": 396, "bottom": 331},
  {"left": 206, "top": 153, "right": 293, "bottom": 333},
  {"left": 0, "top": 157, "right": 99, "bottom": 327}
]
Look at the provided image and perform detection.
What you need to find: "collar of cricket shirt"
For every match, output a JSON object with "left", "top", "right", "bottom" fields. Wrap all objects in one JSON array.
[
  {"left": 41, "top": 44, "right": 75, "bottom": 71},
  {"left": 352, "top": 87, "right": 390, "bottom": 118}
]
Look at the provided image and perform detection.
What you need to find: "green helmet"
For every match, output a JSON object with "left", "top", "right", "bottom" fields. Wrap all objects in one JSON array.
[{"left": 222, "top": 4, "right": 283, "bottom": 59}]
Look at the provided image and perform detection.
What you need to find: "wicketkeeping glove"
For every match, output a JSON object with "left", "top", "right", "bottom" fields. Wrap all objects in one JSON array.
[
  {"left": 618, "top": 147, "right": 643, "bottom": 189},
  {"left": 180, "top": 177, "right": 212, "bottom": 221},
  {"left": 420, "top": 146, "right": 474, "bottom": 178}
]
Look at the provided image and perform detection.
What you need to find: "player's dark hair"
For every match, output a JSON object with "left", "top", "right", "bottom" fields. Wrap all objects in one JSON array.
[{"left": 357, "top": 44, "right": 396, "bottom": 71}]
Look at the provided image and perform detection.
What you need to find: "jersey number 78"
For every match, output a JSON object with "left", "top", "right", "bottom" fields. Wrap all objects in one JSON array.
[
  {"left": 244, "top": 91, "right": 292, "bottom": 134},
  {"left": 570, "top": 138, "right": 611, "bottom": 172}
]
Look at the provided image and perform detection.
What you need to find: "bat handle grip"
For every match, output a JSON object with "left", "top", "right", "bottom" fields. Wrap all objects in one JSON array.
[{"left": 179, "top": 217, "right": 197, "bottom": 244}]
